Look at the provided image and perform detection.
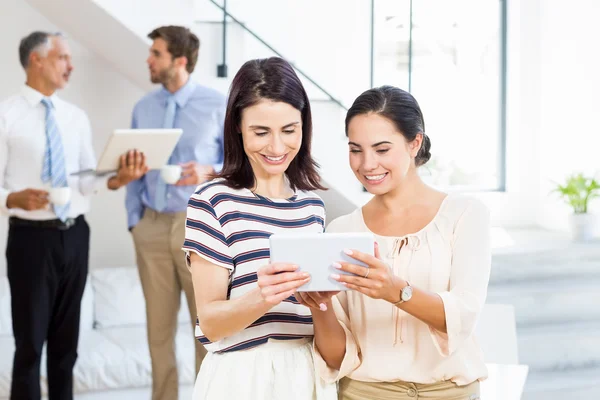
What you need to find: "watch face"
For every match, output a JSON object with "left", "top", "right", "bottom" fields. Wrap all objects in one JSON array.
[{"left": 402, "top": 285, "right": 413, "bottom": 301}]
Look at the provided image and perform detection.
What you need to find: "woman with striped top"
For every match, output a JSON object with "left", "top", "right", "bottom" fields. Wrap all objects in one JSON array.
[{"left": 182, "top": 57, "right": 337, "bottom": 400}]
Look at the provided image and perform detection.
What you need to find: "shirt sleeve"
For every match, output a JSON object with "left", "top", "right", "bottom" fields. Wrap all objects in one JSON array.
[
  {"left": 78, "top": 112, "right": 112, "bottom": 195},
  {"left": 430, "top": 199, "right": 492, "bottom": 357},
  {"left": 211, "top": 102, "right": 226, "bottom": 173},
  {"left": 182, "top": 188, "right": 234, "bottom": 272},
  {"left": 0, "top": 114, "right": 12, "bottom": 215},
  {"left": 125, "top": 106, "right": 145, "bottom": 229},
  {"left": 312, "top": 291, "right": 362, "bottom": 383}
]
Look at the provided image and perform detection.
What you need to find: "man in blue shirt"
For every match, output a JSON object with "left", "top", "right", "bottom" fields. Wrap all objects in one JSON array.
[{"left": 124, "top": 26, "right": 225, "bottom": 400}]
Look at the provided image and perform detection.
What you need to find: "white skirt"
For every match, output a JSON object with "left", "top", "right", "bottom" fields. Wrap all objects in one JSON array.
[{"left": 192, "top": 338, "right": 338, "bottom": 400}]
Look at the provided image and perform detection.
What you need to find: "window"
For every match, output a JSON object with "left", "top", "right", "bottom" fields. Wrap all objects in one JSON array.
[{"left": 373, "top": 0, "right": 507, "bottom": 191}]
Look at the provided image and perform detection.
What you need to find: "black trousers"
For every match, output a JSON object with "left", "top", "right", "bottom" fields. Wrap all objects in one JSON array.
[{"left": 6, "top": 216, "right": 90, "bottom": 400}]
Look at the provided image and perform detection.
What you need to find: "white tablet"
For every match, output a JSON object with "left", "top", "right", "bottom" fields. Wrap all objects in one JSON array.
[
  {"left": 269, "top": 232, "right": 374, "bottom": 292},
  {"left": 72, "top": 129, "right": 183, "bottom": 176}
]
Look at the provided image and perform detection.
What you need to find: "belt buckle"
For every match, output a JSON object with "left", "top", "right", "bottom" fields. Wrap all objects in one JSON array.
[{"left": 58, "top": 218, "right": 75, "bottom": 230}]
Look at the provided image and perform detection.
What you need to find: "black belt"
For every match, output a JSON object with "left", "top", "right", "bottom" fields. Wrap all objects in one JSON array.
[{"left": 9, "top": 215, "right": 81, "bottom": 230}]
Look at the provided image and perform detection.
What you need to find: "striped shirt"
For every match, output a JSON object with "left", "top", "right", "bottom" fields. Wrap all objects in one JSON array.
[{"left": 182, "top": 179, "right": 326, "bottom": 353}]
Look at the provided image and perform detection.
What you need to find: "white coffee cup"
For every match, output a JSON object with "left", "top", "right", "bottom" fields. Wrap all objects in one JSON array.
[
  {"left": 49, "top": 187, "right": 71, "bottom": 206},
  {"left": 160, "top": 165, "right": 182, "bottom": 184}
]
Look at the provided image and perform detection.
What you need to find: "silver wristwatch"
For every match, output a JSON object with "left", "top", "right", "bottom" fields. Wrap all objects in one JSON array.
[{"left": 393, "top": 281, "right": 413, "bottom": 305}]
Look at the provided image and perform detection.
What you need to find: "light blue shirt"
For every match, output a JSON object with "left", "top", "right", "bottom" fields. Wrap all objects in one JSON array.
[{"left": 125, "top": 79, "right": 226, "bottom": 228}]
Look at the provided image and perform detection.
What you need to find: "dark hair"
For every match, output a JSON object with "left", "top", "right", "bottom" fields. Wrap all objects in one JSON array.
[
  {"left": 148, "top": 26, "right": 199, "bottom": 73},
  {"left": 19, "top": 31, "right": 64, "bottom": 69},
  {"left": 345, "top": 85, "right": 431, "bottom": 167},
  {"left": 216, "top": 57, "right": 325, "bottom": 192}
]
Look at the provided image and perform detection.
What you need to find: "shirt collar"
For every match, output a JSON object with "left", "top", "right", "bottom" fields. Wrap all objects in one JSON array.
[
  {"left": 160, "top": 78, "right": 197, "bottom": 108},
  {"left": 21, "top": 84, "right": 60, "bottom": 109}
]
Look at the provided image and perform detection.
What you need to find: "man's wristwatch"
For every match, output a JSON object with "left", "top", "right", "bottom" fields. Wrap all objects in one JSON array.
[{"left": 393, "top": 281, "right": 413, "bottom": 305}]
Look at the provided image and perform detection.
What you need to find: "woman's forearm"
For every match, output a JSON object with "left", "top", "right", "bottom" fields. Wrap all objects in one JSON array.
[
  {"left": 199, "top": 288, "right": 272, "bottom": 342},
  {"left": 312, "top": 308, "right": 347, "bottom": 370},
  {"left": 393, "top": 279, "right": 447, "bottom": 332}
]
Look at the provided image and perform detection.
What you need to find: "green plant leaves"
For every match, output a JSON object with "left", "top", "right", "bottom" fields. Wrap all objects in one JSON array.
[{"left": 553, "top": 173, "right": 600, "bottom": 214}]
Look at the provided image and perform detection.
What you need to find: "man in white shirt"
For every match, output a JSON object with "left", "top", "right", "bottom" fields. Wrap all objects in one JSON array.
[{"left": 0, "top": 31, "right": 146, "bottom": 400}]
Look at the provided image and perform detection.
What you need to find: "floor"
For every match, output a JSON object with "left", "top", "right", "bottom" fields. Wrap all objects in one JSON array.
[{"left": 489, "top": 228, "right": 600, "bottom": 400}]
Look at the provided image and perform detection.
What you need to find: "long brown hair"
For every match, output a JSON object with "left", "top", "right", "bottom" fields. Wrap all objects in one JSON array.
[{"left": 215, "top": 57, "right": 325, "bottom": 192}]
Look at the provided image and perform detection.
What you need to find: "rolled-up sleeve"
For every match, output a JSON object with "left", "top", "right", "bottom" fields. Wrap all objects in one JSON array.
[
  {"left": 313, "top": 292, "right": 362, "bottom": 382},
  {"left": 430, "top": 199, "right": 491, "bottom": 357}
]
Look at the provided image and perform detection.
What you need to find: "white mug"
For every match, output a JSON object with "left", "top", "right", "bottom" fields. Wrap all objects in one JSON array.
[
  {"left": 160, "top": 165, "right": 182, "bottom": 184},
  {"left": 49, "top": 187, "right": 71, "bottom": 206}
]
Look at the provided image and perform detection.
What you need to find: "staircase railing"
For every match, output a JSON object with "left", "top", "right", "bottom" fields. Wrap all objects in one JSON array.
[{"left": 206, "top": 0, "right": 348, "bottom": 111}]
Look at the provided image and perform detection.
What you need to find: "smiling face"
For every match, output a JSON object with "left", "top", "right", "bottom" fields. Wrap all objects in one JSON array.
[
  {"left": 239, "top": 99, "right": 303, "bottom": 180},
  {"left": 347, "top": 112, "right": 422, "bottom": 195}
]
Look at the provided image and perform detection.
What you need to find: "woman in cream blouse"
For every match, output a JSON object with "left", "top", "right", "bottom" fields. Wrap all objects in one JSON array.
[{"left": 296, "top": 85, "right": 490, "bottom": 400}]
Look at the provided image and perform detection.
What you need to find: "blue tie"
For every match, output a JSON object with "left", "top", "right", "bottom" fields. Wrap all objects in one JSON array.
[
  {"left": 41, "top": 98, "right": 70, "bottom": 221},
  {"left": 154, "top": 96, "right": 176, "bottom": 211}
]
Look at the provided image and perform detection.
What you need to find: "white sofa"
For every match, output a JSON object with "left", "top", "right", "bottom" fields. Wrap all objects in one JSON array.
[{"left": 0, "top": 267, "right": 196, "bottom": 399}]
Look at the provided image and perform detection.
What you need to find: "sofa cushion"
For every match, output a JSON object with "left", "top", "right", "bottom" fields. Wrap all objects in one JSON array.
[
  {"left": 0, "top": 335, "right": 15, "bottom": 397},
  {"left": 174, "top": 325, "right": 196, "bottom": 384},
  {"left": 0, "top": 277, "right": 11, "bottom": 337},
  {"left": 0, "top": 330, "right": 138, "bottom": 398},
  {"left": 101, "top": 324, "right": 195, "bottom": 385},
  {"left": 91, "top": 268, "right": 191, "bottom": 329},
  {"left": 0, "top": 327, "right": 194, "bottom": 397},
  {"left": 80, "top": 278, "right": 94, "bottom": 332},
  {"left": 72, "top": 329, "right": 151, "bottom": 393}
]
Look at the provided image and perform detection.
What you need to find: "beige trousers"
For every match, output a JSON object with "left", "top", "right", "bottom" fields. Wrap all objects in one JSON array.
[
  {"left": 132, "top": 208, "right": 207, "bottom": 400},
  {"left": 339, "top": 378, "right": 480, "bottom": 400}
]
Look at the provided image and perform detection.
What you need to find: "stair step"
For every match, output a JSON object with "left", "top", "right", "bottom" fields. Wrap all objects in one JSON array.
[
  {"left": 491, "top": 245, "right": 600, "bottom": 285},
  {"left": 517, "top": 321, "right": 600, "bottom": 372},
  {"left": 487, "top": 277, "right": 600, "bottom": 326},
  {"left": 488, "top": 237, "right": 600, "bottom": 398},
  {"left": 522, "top": 367, "right": 600, "bottom": 400}
]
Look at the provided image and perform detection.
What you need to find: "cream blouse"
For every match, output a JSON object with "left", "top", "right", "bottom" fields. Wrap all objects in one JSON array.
[{"left": 313, "top": 194, "right": 491, "bottom": 386}]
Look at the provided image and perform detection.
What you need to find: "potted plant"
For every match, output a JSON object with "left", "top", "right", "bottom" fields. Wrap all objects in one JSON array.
[{"left": 553, "top": 173, "right": 600, "bottom": 241}]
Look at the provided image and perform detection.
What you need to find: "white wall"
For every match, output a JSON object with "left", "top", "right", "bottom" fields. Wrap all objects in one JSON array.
[
  {"left": 536, "top": 0, "right": 600, "bottom": 232},
  {"left": 194, "top": 0, "right": 372, "bottom": 107},
  {"left": 97, "top": 0, "right": 370, "bottom": 108},
  {"left": 0, "top": 0, "right": 145, "bottom": 275},
  {"left": 396, "top": 0, "right": 538, "bottom": 228},
  {"left": 195, "top": 0, "right": 545, "bottom": 228},
  {"left": 95, "top": 0, "right": 197, "bottom": 35},
  {"left": 93, "top": 0, "right": 371, "bottom": 206}
]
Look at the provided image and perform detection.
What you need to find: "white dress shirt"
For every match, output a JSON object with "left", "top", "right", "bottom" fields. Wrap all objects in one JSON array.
[{"left": 0, "top": 85, "right": 110, "bottom": 220}]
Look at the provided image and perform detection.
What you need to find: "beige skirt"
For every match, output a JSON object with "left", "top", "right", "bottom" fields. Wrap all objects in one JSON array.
[{"left": 338, "top": 377, "right": 480, "bottom": 400}]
